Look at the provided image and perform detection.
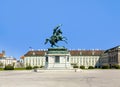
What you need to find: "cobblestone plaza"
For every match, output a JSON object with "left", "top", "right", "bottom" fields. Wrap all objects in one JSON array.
[{"left": 0, "top": 70, "right": 120, "bottom": 87}]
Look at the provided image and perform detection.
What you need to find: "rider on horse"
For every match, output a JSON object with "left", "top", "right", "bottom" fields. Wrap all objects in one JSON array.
[{"left": 45, "top": 24, "right": 67, "bottom": 47}]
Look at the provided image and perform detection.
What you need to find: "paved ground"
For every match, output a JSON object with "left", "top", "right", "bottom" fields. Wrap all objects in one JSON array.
[{"left": 0, "top": 70, "right": 120, "bottom": 87}]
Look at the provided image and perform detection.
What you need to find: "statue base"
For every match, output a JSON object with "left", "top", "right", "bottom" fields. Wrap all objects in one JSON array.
[{"left": 45, "top": 47, "right": 72, "bottom": 69}]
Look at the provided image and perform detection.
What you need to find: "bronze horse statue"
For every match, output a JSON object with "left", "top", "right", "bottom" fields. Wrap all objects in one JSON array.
[{"left": 45, "top": 24, "right": 67, "bottom": 47}]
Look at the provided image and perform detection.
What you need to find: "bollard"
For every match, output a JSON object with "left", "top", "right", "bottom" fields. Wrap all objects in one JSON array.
[
  {"left": 75, "top": 68, "right": 77, "bottom": 72},
  {"left": 34, "top": 68, "right": 37, "bottom": 72}
]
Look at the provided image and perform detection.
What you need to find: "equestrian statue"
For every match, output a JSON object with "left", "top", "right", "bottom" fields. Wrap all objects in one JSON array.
[{"left": 45, "top": 24, "right": 67, "bottom": 47}]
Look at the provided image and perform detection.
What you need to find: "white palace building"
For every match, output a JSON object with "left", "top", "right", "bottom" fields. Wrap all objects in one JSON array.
[
  {"left": 20, "top": 48, "right": 104, "bottom": 69},
  {"left": 0, "top": 51, "right": 17, "bottom": 68}
]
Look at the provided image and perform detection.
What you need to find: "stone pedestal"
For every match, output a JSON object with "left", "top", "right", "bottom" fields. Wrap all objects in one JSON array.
[{"left": 45, "top": 47, "right": 72, "bottom": 69}]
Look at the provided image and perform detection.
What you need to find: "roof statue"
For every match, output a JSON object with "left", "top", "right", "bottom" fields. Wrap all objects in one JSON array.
[{"left": 45, "top": 24, "right": 67, "bottom": 47}]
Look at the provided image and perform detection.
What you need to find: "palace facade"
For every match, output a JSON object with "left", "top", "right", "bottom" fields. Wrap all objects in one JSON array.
[
  {"left": 21, "top": 49, "right": 104, "bottom": 68},
  {"left": 20, "top": 46, "right": 120, "bottom": 68},
  {"left": 0, "top": 51, "right": 17, "bottom": 68},
  {"left": 100, "top": 46, "right": 120, "bottom": 68}
]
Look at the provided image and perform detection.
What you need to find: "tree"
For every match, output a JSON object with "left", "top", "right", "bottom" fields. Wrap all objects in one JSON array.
[
  {"left": 26, "top": 66, "right": 32, "bottom": 70},
  {"left": 102, "top": 64, "right": 109, "bottom": 69},
  {"left": 88, "top": 66, "right": 94, "bottom": 69},
  {"left": 80, "top": 65, "right": 85, "bottom": 69},
  {"left": 4, "top": 64, "right": 14, "bottom": 70}
]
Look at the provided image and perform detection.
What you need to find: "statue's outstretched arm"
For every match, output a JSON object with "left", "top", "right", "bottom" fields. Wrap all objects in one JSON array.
[{"left": 45, "top": 39, "right": 49, "bottom": 44}]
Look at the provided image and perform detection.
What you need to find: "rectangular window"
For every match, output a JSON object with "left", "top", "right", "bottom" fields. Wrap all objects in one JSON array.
[
  {"left": 33, "top": 58, "right": 34, "bottom": 65},
  {"left": 46, "top": 57, "right": 48, "bottom": 62},
  {"left": 67, "top": 57, "right": 69, "bottom": 62},
  {"left": 71, "top": 58, "right": 73, "bottom": 63},
  {"left": 55, "top": 56, "right": 60, "bottom": 63},
  {"left": 38, "top": 58, "right": 40, "bottom": 65}
]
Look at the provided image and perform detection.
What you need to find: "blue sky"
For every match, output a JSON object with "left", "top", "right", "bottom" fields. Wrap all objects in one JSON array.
[{"left": 0, "top": 0, "right": 120, "bottom": 59}]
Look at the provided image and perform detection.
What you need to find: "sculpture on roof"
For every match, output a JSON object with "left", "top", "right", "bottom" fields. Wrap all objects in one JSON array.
[{"left": 45, "top": 24, "right": 67, "bottom": 47}]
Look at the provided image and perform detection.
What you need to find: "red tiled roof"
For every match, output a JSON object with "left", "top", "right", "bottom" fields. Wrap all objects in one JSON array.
[
  {"left": 0, "top": 53, "right": 4, "bottom": 57},
  {"left": 69, "top": 50, "right": 80, "bottom": 56},
  {"left": 24, "top": 50, "right": 104, "bottom": 57},
  {"left": 70, "top": 50, "right": 104, "bottom": 56},
  {"left": 20, "top": 56, "right": 25, "bottom": 59},
  {"left": 24, "top": 51, "right": 46, "bottom": 56}
]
